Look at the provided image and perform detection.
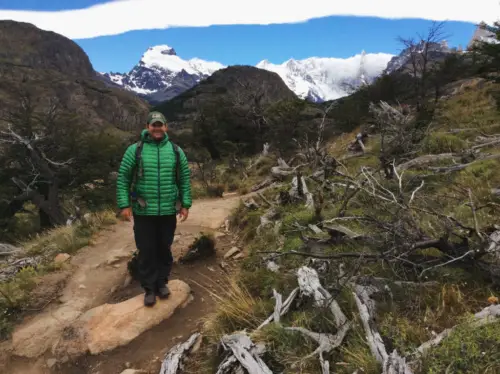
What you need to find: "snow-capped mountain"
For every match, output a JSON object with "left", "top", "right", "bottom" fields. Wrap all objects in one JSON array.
[
  {"left": 102, "top": 45, "right": 394, "bottom": 103},
  {"left": 256, "top": 51, "right": 394, "bottom": 102},
  {"left": 100, "top": 45, "right": 225, "bottom": 103}
]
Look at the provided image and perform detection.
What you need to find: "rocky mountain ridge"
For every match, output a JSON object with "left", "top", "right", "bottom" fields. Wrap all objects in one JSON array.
[{"left": 101, "top": 45, "right": 394, "bottom": 104}]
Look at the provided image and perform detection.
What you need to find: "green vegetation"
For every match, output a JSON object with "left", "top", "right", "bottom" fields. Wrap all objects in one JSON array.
[{"left": 185, "top": 22, "right": 500, "bottom": 374}]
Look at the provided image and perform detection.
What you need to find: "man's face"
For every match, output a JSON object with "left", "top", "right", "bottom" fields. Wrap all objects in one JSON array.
[{"left": 147, "top": 121, "right": 167, "bottom": 140}]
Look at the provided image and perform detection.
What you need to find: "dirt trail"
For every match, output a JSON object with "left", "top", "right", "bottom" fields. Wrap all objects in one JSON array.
[{"left": 1, "top": 193, "right": 245, "bottom": 374}]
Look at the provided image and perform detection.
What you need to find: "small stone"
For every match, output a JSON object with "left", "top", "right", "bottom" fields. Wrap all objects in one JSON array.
[
  {"left": 207, "top": 266, "right": 215, "bottom": 272},
  {"left": 54, "top": 253, "right": 71, "bottom": 264},
  {"left": 46, "top": 358, "right": 57, "bottom": 368},
  {"left": 79, "top": 285, "right": 86, "bottom": 289},
  {"left": 224, "top": 247, "right": 240, "bottom": 259},
  {"left": 233, "top": 253, "right": 245, "bottom": 260}
]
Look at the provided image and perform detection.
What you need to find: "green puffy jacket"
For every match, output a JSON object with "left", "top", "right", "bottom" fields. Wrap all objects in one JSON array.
[{"left": 116, "top": 129, "right": 192, "bottom": 215}]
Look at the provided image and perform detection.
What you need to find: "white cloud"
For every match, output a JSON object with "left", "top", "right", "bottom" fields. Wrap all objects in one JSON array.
[{"left": 0, "top": 0, "right": 498, "bottom": 39}]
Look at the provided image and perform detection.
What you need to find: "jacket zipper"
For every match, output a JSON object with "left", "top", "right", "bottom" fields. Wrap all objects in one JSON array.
[{"left": 157, "top": 143, "right": 161, "bottom": 215}]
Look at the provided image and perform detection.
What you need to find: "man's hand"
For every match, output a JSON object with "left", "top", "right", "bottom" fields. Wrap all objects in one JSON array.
[
  {"left": 177, "top": 207, "right": 189, "bottom": 222},
  {"left": 120, "top": 207, "right": 133, "bottom": 221}
]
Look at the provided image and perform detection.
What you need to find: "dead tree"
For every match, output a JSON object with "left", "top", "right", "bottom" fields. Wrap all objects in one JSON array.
[
  {"left": 0, "top": 92, "right": 73, "bottom": 227},
  {"left": 396, "top": 21, "right": 448, "bottom": 111},
  {"left": 0, "top": 125, "right": 70, "bottom": 226}
]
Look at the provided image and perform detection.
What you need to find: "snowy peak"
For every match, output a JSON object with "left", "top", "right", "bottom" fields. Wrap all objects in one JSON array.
[
  {"left": 139, "top": 44, "right": 224, "bottom": 75},
  {"left": 256, "top": 52, "right": 394, "bottom": 102},
  {"left": 102, "top": 45, "right": 396, "bottom": 104},
  {"left": 100, "top": 44, "right": 226, "bottom": 103}
]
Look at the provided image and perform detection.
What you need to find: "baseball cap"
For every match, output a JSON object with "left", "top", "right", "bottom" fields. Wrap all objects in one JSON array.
[{"left": 147, "top": 111, "right": 167, "bottom": 125}]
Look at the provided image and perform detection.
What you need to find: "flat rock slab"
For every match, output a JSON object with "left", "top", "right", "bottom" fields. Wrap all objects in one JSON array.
[{"left": 52, "top": 279, "right": 192, "bottom": 358}]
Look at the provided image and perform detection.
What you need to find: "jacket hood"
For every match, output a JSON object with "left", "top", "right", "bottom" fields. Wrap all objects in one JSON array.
[{"left": 140, "top": 128, "right": 169, "bottom": 143}]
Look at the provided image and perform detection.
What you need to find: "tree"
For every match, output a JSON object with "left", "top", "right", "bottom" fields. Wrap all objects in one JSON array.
[
  {"left": 0, "top": 85, "right": 128, "bottom": 233},
  {"left": 396, "top": 21, "right": 449, "bottom": 111},
  {"left": 0, "top": 91, "right": 73, "bottom": 227}
]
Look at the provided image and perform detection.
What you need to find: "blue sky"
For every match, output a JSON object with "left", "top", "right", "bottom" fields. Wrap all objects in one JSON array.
[{"left": 0, "top": 0, "right": 483, "bottom": 73}]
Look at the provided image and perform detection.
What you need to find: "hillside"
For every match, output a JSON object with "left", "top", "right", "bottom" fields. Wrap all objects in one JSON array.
[
  {"left": 151, "top": 65, "right": 319, "bottom": 159},
  {"left": 0, "top": 20, "right": 150, "bottom": 242},
  {"left": 0, "top": 20, "right": 150, "bottom": 133},
  {"left": 154, "top": 65, "right": 298, "bottom": 122},
  {"left": 175, "top": 23, "right": 500, "bottom": 374}
]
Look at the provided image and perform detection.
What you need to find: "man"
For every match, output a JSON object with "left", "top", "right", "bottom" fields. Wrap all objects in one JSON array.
[{"left": 116, "top": 111, "right": 192, "bottom": 307}]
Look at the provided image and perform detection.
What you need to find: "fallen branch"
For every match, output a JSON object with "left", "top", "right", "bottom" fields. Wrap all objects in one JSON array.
[
  {"left": 256, "top": 287, "right": 299, "bottom": 330},
  {"left": 428, "top": 153, "right": 500, "bottom": 173},
  {"left": 159, "top": 332, "right": 201, "bottom": 374},
  {"left": 353, "top": 284, "right": 413, "bottom": 374},
  {"left": 216, "top": 333, "right": 272, "bottom": 374},
  {"left": 293, "top": 266, "right": 351, "bottom": 370},
  {"left": 415, "top": 304, "right": 500, "bottom": 356},
  {"left": 258, "top": 250, "right": 383, "bottom": 261}
]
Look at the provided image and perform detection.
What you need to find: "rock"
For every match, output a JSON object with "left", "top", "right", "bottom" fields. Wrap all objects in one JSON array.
[
  {"left": 46, "top": 358, "right": 57, "bottom": 368},
  {"left": 120, "top": 370, "right": 145, "bottom": 374},
  {"left": 224, "top": 247, "right": 240, "bottom": 259},
  {"left": 54, "top": 253, "right": 71, "bottom": 264},
  {"left": 233, "top": 253, "right": 245, "bottom": 260},
  {"left": 52, "top": 280, "right": 192, "bottom": 358},
  {"left": 12, "top": 304, "right": 82, "bottom": 358}
]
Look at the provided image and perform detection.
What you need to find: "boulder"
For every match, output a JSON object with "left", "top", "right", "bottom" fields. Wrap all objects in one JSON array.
[
  {"left": 54, "top": 253, "right": 71, "bottom": 264},
  {"left": 52, "top": 279, "right": 192, "bottom": 358}
]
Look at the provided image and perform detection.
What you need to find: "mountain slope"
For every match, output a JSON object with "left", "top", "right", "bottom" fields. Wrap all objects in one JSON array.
[
  {"left": 0, "top": 20, "right": 149, "bottom": 133},
  {"left": 100, "top": 45, "right": 225, "bottom": 104},
  {"left": 256, "top": 51, "right": 394, "bottom": 102},
  {"left": 154, "top": 65, "right": 297, "bottom": 125}
]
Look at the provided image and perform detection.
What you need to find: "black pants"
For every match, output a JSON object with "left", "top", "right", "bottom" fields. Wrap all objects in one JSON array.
[{"left": 133, "top": 214, "right": 177, "bottom": 291}]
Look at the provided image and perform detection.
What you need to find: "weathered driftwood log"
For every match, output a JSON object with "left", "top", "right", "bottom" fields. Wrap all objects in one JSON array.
[
  {"left": 294, "top": 266, "right": 351, "bottom": 371},
  {"left": 159, "top": 332, "right": 201, "bottom": 374},
  {"left": 216, "top": 333, "right": 272, "bottom": 374},
  {"left": 256, "top": 207, "right": 279, "bottom": 234},
  {"left": 352, "top": 284, "right": 413, "bottom": 374},
  {"left": 397, "top": 153, "right": 457, "bottom": 171},
  {"left": 414, "top": 304, "right": 500, "bottom": 357},
  {"left": 243, "top": 198, "right": 259, "bottom": 210},
  {"left": 486, "top": 230, "right": 500, "bottom": 260},
  {"left": 0, "top": 243, "right": 22, "bottom": 259},
  {"left": 256, "top": 287, "right": 299, "bottom": 330},
  {"left": 289, "top": 175, "right": 314, "bottom": 210},
  {"left": 0, "top": 255, "right": 43, "bottom": 282}
]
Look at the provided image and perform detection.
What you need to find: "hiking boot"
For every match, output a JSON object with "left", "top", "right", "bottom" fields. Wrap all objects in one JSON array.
[
  {"left": 144, "top": 290, "right": 156, "bottom": 307},
  {"left": 156, "top": 285, "right": 171, "bottom": 299}
]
